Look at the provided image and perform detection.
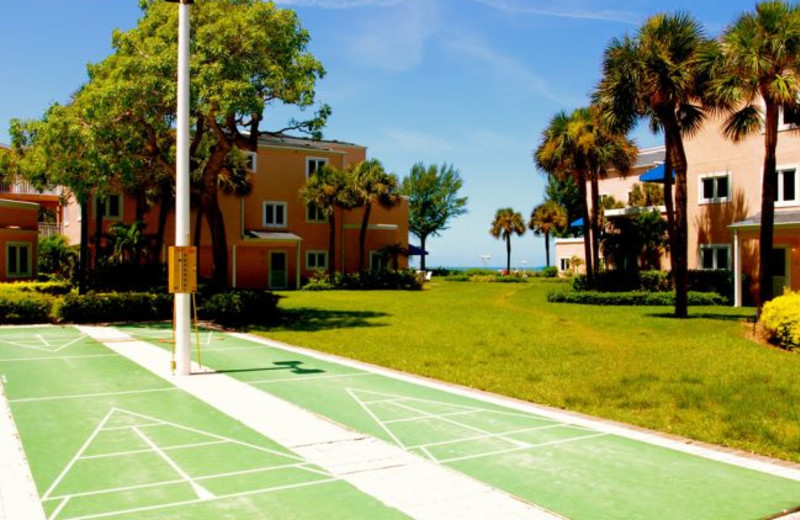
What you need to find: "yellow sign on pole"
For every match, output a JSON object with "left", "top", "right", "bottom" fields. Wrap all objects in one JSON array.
[{"left": 168, "top": 246, "right": 197, "bottom": 294}]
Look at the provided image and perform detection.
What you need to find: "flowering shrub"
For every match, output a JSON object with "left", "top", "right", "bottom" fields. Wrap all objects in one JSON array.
[{"left": 760, "top": 290, "right": 800, "bottom": 351}]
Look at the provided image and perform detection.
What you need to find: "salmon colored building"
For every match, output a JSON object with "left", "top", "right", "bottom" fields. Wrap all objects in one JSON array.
[
  {"left": 61, "top": 135, "right": 409, "bottom": 289},
  {"left": 0, "top": 199, "right": 39, "bottom": 282},
  {"left": 555, "top": 112, "right": 800, "bottom": 306}
]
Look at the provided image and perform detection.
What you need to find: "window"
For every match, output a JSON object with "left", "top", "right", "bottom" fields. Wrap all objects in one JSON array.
[
  {"left": 559, "top": 258, "right": 570, "bottom": 271},
  {"left": 306, "top": 251, "right": 328, "bottom": 270},
  {"left": 95, "top": 194, "right": 122, "bottom": 220},
  {"left": 780, "top": 104, "right": 800, "bottom": 131},
  {"left": 699, "top": 173, "right": 730, "bottom": 204},
  {"left": 306, "top": 157, "right": 328, "bottom": 178},
  {"left": 699, "top": 244, "right": 730, "bottom": 271},
  {"left": 7, "top": 243, "right": 32, "bottom": 278},
  {"left": 245, "top": 151, "right": 257, "bottom": 172},
  {"left": 262, "top": 202, "right": 287, "bottom": 227},
  {"left": 369, "top": 251, "right": 387, "bottom": 273},
  {"left": 776, "top": 167, "right": 799, "bottom": 206},
  {"left": 306, "top": 202, "right": 326, "bottom": 223}
]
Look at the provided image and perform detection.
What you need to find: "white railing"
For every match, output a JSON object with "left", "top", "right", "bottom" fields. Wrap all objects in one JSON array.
[
  {"left": 38, "top": 222, "right": 61, "bottom": 238},
  {"left": 0, "top": 178, "right": 59, "bottom": 196}
]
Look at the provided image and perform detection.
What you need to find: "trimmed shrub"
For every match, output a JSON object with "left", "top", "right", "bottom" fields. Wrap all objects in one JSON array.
[
  {"left": 541, "top": 266, "right": 558, "bottom": 278},
  {"left": 5, "top": 280, "right": 73, "bottom": 295},
  {"left": 464, "top": 268, "right": 498, "bottom": 277},
  {"left": 301, "top": 270, "right": 423, "bottom": 291},
  {"left": 638, "top": 270, "right": 672, "bottom": 292},
  {"left": 444, "top": 274, "right": 470, "bottom": 282},
  {"left": 571, "top": 269, "right": 734, "bottom": 300},
  {"left": 760, "top": 291, "right": 800, "bottom": 351},
  {"left": 547, "top": 290, "right": 726, "bottom": 306},
  {"left": 491, "top": 275, "right": 528, "bottom": 283},
  {"left": 59, "top": 292, "right": 172, "bottom": 323},
  {"left": 198, "top": 290, "right": 280, "bottom": 327},
  {"left": 0, "top": 291, "right": 54, "bottom": 324},
  {"left": 429, "top": 267, "right": 454, "bottom": 277}
]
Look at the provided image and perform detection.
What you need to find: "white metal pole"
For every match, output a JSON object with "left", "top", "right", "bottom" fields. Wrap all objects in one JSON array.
[
  {"left": 734, "top": 229, "right": 742, "bottom": 307},
  {"left": 174, "top": 0, "right": 192, "bottom": 376}
]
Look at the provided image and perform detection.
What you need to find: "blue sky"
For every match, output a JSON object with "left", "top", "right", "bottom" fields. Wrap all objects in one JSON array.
[{"left": 1, "top": 0, "right": 760, "bottom": 268}]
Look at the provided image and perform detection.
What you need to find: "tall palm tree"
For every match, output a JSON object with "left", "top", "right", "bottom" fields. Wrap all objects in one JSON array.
[
  {"left": 535, "top": 110, "right": 595, "bottom": 285},
  {"left": 300, "top": 164, "right": 348, "bottom": 276},
  {"left": 490, "top": 208, "right": 526, "bottom": 273},
  {"left": 529, "top": 201, "right": 567, "bottom": 268},
  {"left": 594, "top": 12, "right": 709, "bottom": 318},
  {"left": 703, "top": 1, "right": 800, "bottom": 306},
  {"left": 346, "top": 159, "right": 402, "bottom": 272}
]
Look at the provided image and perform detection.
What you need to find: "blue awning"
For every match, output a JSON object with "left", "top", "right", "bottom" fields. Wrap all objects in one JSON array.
[
  {"left": 408, "top": 244, "right": 428, "bottom": 256},
  {"left": 570, "top": 218, "right": 584, "bottom": 228},
  {"left": 639, "top": 164, "right": 675, "bottom": 183}
]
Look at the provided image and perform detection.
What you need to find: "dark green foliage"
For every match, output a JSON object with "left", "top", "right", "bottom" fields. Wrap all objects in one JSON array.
[
  {"left": 541, "top": 266, "right": 558, "bottom": 278},
  {"left": 573, "top": 269, "right": 735, "bottom": 301},
  {"left": 463, "top": 268, "right": 497, "bottom": 276},
  {"left": 547, "top": 290, "right": 726, "bottom": 306},
  {"left": 428, "top": 267, "right": 455, "bottom": 276},
  {"left": 89, "top": 263, "right": 166, "bottom": 293},
  {"left": 38, "top": 235, "right": 77, "bottom": 279},
  {"left": 198, "top": 290, "right": 280, "bottom": 327},
  {"left": 0, "top": 292, "right": 54, "bottom": 324},
  {"left": 544, "top": 175, "right": 581, "bottom": 238},
  {"left": 5, "top": 280, "right": 73, "bottom": 295},
  {"left": 58, "top": 292, "right": 172, "bottom": 323},
  {"left": 302, "top": 270, "right": 424, "bottom": 291},
  {"left": 443, "top": 275, "right": 470, "bottom": 282}
]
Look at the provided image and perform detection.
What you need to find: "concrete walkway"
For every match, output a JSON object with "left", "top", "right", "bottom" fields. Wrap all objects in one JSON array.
[{"left": 77, "top": 326, "right": 558, "bottom": 520}]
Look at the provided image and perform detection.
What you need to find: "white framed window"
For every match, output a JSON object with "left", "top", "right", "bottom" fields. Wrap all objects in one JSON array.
[
  {"left": 559, "top": 258, "right": 570, "bottom": 271},
  {"left": 306, "top": 250, "right": 328, "bottom": 270},
  {"left": 262, "top": 201, "right": 287, "bottom": 228},
  {"left": 779, "top": 104, "right": 800, "bottom": 132},
  {"left": 699, "top": 244, "right": 731, "bottom": 271},
  {"left": 306, "top": 157, "right": 328, "bottom": 179},
  {"left": 94, "top": 194, "right": 123, "bottom": 220},
  {"left": 245, "top": 151, "right": 257, "bottom": 172},
  {"left": 369, "top": 250, "right": 387, "bottom": 273},
  {"left": 6, "top": 242, "right": 32, "bottom": 278},
  {"left": 306, "top": 202, "right": 326, "bottom": 223},
  {"left": 775, "top": 165, "right": 799, "bottom": 207},
  {"left": 698, "top": 173, "right": 731, "bottom": 204}
]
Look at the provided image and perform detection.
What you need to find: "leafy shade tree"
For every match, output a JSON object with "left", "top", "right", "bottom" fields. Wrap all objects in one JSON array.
[
  {"left": 301, "top": 165, "right": 349, "bottom": 276},
  {"left": 490, "top": 208, "right": 526, "bottom": 273},
  {"left": 345, "top": 159, "right": 402, "bottom": 272},
  {"left": 594, "top": 12, "right": 710, "bottom": 318},
  {"left": 529, "top": 201, "right": 567, "bottom": 268},
  {"left": 401, "top": 163, "right": 468, "bottom": 270},
  {"left": 703, "top": 1, "right": 800, "bottom": 305},
  {"left": 601, "top": 210, "right": 669, "bottom": 272},
  {"left": 544, "top": 175, "right": 581, "bottom": 238}
]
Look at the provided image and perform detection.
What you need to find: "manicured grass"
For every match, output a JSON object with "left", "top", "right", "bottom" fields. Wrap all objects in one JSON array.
[{"left": 257, "top": 279, "right": 800, "bottom": 463}]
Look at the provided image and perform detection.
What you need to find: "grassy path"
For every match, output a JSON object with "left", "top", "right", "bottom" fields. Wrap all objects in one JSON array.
[{"left": 260, "top": 280, "right": 800, "bottom": 463}]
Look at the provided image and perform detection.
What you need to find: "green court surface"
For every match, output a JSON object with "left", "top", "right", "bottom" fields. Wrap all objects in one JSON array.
[
  {"left": 121, "top": 323, "right": 800, "bottom": 520},
  {"left": 0, "top": 326, "right": 407, "bottom": 520}
]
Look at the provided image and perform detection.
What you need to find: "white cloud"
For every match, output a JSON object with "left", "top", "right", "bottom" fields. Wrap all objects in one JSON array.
[
  {"left": 273, "top": 0, "right": 404, "bottom": 8},
  {"left": 472, "top": 0, "right": 637, "bottom": 24}
]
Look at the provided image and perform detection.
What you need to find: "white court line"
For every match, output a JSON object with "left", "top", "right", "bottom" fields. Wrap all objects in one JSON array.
[
  {"left": 52, "top": 335, "right": 88, "bottom": 353},
  {"left": 0, "top": 339, "right": 53, "bottom": 353},
  {"left": 36, "top": 335, "right": 51, "bottom": 348},
  {"left": 347, "top": 388, "right": 409, "bottom": 449},
  {"left": 10, "top": 387, "right": 178, "bottom": 404},
  {"left": 206, "top": 331, "right": 213, "bottom": 345},
  {"left": 248, "top": 372, "right": 374, "bottom": 384},
  {"left": 79, "top": 439, "right": 229, "bottom": 460},
  {"left": 0, "top": 353, "right": 119, "bottom": 363},
  {"left": 132, "top": 426, "right": 215, "bottom": 500},
  {"left": 104, "top": 422, "right": 164, "bottom": 431},
  {"left": 384, "top": 409, "right": 496, "bottom": 424},
  {"left": 412, "top": 424, "right": 569, "bottom": 450},
  {"left": 231, "top": 332, "right": 800, "bottom": 483},
  {"left": 48, "top": 496, "right": 70, "bottom": 520},
  {"left": 439, "top": 433, "right": 609, "bottom": 464}
]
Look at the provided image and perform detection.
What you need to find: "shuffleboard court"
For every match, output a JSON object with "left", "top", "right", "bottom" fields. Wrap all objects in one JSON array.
[
  {"left": 0, "top": 326, "right": 408, "bottom": 520},
  {"left": 120, "top": 323, "right": 800, "bottom": 520}
]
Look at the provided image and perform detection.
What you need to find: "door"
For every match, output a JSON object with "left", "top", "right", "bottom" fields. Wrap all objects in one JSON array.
[
  {"left": 772, "top": 247, "right": 789, "bottom": 297},
  {"left": 269, "top": 251, "right": 288, "bottom": 289}
]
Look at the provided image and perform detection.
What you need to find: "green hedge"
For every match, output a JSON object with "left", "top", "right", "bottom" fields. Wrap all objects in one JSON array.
[
  {"left": 5, "top": 280, "right": 73, "bottom": 295},
  {"left": 59, "top": 292, "right": 173, "bottom": 323},
  {"left": 302, "top": 270, "right": 423, "bottom": 291},
  {"left": 444, "top": 274, "right": 471, "bottom": 282},
  {"left": 572, "top": 269, "right": 736, "bottom": 299},
  {"left": 0, "top": 292, "right": 55, "bottom": 324},
  {"left": 547, "top": 290, "right": 727, "bottom": 306},
  {"left": 198, "top": 290, "right": 280, "bottom": 327}
]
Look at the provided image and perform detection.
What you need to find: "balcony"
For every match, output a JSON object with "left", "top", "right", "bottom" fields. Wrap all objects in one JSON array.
[
  {"left": 0, "top": 179, "right": 59, "bottom": 196},
  {"left": 38, "top": 222, "right": 61, "bottom": 238}
]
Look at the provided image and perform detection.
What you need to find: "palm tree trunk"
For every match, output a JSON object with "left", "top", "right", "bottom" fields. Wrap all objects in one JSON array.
[
  {"left": 506, "top": 234, "right": 511, "bottom": 273},
  {"left": 201, "top": 193, "right": 228, "bottom": 289},
  {"left": 420, "top": 235, "right": 427, "bottom": 271},
  {"left": 328, "top": 212, "right": 337, "bottom": 276},
  {"left": 759, "top": 100, "right": 780, "bottom": 307},
  {"left": 358, "top": 202, "right": 372, "bottom": 272},
  {"left": 78, "top": 194, "right": 90, "bottom": 294},
  {"left": 577, "top": 172, "right": 594, "bottom": 285},
  {"left": 662, "top": 111, "right": 688, "bottom": 318},
  {"left": 590, "top": 171, "right": 602, "bottom": 275},
  {"left": 544, "top": 230, "right": 551, "bottom": 268}
]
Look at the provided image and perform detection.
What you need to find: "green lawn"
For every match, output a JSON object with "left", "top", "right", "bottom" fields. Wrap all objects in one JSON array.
[{"left": 256, "top": 279, "right": 800, "bottom": 463}]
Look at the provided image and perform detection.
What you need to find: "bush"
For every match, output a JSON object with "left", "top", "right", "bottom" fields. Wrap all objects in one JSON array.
[
  {"left": 0, "top": 291, "right": 55, "bottom": 324},
  {"left": 541, "top": 266, "right": 558, "bottom": 278},
  {"left": 464, "top": 268, "right": 498, "bottom": 277},
  {"left": 638, "top": 271, "right": 672, "bottom": 292},
  {"left": 547, "top": 290, "right": 726, "bottom": 306},
  {"left": 90, "top": 262, "right": 166, "bottom": 293},
  {"left": 760, "top": 291, "right": 800, "bottom": 351},
  {"left": 444, "top": 274, "right": 470, "bottom": 282},
  {"left": 301, "top": 270, "right": 423, "bottom": 291},
  {"left": 198, "top": 290, "right": 280, "bottom": 327},
  {"left": 571, "top": 269, "right": 734, "bottom": 299},
  {"left": 4, "top": 280, "right": 73, "bottom": 295},
  {"left": 492, "top": 275, "right": 528, "bottom": 283},
  {"left": 428, "top": 267, "right": 454, "bottom": 277},
  {"left": 59, "top": 292, "right": 172, "bottom": 323},
  {"left": 38, "top": 234, "right": 77, "bottom": 279}
]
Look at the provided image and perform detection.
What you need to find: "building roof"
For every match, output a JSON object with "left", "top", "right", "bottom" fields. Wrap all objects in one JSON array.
[
  {"left": 634, "top": 146, "right": 666, "bottom": 169},
  {"left": 257, "top": 133, "right": 365, "bottom": 152},
  {"left": 729, "top": 211, "right": 800, "bottom": 229}
]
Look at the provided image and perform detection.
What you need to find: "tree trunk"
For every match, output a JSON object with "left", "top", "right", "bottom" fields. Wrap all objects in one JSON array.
[
  {"left": 506, "top": 234, "right": 511, "bottom": 273},
  {"left": 420, "top": 235, "right": 427, "bottom": 271},
  {"left": 327, "top": 211, "right": 337, "bottom": 276},
  {"left": 153, "top": 186, "right": 171, "bottom": 265},
  {"left": 78, "top": 195, "right": 90, "bottom": 294},
  {"left": 759, "top": 100, "right": 780, "bottom": 307},
  {"left": 358, "top": 202, "right": 372, "bottom": 273},
  {"left": 94, "top": 197, "right": 104, "bottom": 270},
  {"left": 662, "top": 111, "right": 688, "bottom": 318},
  {"left": 135, "top": 190, "right": 146, "bottom": 222},
  {"left": 577, "top": 172, "right": 594, "bottom": 285},
  {"left": 201, "top": 191, "right": 228, "bottom": 289},
  {"left": 544, "top": 231, "right": 550, "bottom": 268},
  {"left": 590, "top": 171, "right": 602, "bottom": 276},
  {"left": 193, "top": 203, "right": 204, "bottom": 276}
]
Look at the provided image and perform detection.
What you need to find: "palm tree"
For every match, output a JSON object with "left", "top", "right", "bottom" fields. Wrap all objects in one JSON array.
[
  {"left": 535, "top": 110, "right": 595, "bottom": 285},
  {"left": 300, "top": 164, "right": 349, "bottom": 276},
  {"left": 529, "top": 201, "right": 567, "bottom": 268},
  {"left": 107, "top": 221, "right": 149, "bottom": 264},
  {"left": 490, "top": 208, "right": 526, "bottom": 273},
  {"left": 594, "top": 13, "right": 709, "bottom": 318},
  {"left": 703, "top": 1, "right": 800, "bottom": 306},
  {"left": 346, "top": 159, "right": 402, "bottom": 272}
]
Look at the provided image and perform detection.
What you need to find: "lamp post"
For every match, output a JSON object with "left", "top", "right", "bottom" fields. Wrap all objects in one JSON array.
[{"left": 167, "top": 0, "right": 193, "bottom": 376}]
